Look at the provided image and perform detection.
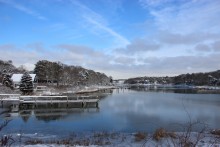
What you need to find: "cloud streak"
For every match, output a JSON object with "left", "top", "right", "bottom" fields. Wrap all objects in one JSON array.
[
  {"left": 70, "top": 0, "right": 130, "bottom": 47},
  {"left": 0, "top": 0, "right": 47, "bottom": 20}
]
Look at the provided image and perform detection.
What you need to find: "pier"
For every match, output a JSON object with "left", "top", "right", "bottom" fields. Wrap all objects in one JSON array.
[{"left": 1, "top": 94, "right": 99, "bottom": 109}]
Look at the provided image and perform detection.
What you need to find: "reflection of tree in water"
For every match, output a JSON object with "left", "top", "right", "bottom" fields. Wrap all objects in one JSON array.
[
  {"left": 33, "top": 103, "right": 99, "bottom": 122},
  {"left": 91, "top": 89, "right": 113, "bottom": 100},
  {"left": 129, "top": 86, "right": 198, "bottom": 94},
  {"left": 34, "top": 113, "right": 63, "bottom": 122},
  {"left": 68, "top": 88, "right": 113, "bottom": 100},
  {"left": 2, "top": 90, "right": 110, "bottom": 123},
  {"left": 19, "top": 110, "right": 32, "bottom": 122},
  {"left": 98, "top": 89, "right": 113, "bottom": 95},
  {"left": 0, "top": 110, "right": 14, "bottom": 146},
  {"left": 33, "top": 103, "right": 68, "bottom": 122}
]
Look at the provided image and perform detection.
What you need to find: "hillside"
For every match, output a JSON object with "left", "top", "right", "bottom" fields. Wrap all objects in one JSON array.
[
  {"left": 124, "top": 70, "right": 220, "bottom": 86},
  {"left": 0, "top": 59, "right": 111, "bottom": 87},
  {"left": 34, "top": 60, "right": 111, "bottom": 86},
  {"left": 173, "top": 70, "right": 220, "bottom": 85}
]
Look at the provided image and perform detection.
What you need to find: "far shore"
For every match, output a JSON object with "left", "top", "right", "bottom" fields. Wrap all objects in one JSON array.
[{"left": 1, "top": 84, "right": 220, "bottom": 95}]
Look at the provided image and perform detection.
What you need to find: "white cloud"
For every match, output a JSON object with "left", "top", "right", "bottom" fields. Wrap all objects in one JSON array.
[
  {"left": 194, "top": 44, "right": 211, "bottom": 52},
  {"left": 158, "top": 31, "right": 220, "bottom": 45},
  {"left": 23, "top": 63, "right": 35, "bottom": 71},
  {"left": 0, "top": 44, "right": 41, "bottom": 70},
  {"left": 1, "top": 43, "right": 220, "bottom": 79},
  {"left": 141, "top": 0, "right": 220, "bottom": 34},
  {"left": 114, "top": 38, "right": 160, "bottom": 55},
  {"left": 56, "top": 44, "right": 95, "bottom": 55},
  {"left": 113, "top": 56, "right": 136, "bottom": 65},
  {"left": 212, "top": 40, "right": 220, "bottom": 52}
]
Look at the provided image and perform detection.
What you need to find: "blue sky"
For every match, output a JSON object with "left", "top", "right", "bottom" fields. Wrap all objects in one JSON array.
[{"left": 0, "top": 0, "right": 220, "bottom": 78}]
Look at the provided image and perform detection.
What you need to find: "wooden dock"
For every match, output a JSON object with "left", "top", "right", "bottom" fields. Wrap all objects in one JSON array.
[
  {"left": 1, "top": 94, "right": 99, "bottom": 108},
  {"left": 0, "top": 94, "right": 20, "bottom": 103}
]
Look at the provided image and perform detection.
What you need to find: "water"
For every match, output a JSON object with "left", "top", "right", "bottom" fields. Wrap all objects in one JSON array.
[{"left": 1, "top": 88, "right": 220, "bottom": 138}]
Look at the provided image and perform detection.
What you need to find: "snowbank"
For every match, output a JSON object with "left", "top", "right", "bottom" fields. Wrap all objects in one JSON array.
[{"left": 6, "top": 131, "right": 220, "bottom": 147}]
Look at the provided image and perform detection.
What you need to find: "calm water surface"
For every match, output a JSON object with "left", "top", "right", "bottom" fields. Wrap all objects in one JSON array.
[{"left": 1, "top": 88, "right": 220, "bottom": 137}]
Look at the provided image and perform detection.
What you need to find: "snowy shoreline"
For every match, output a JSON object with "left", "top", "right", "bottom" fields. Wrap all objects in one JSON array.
[
  {"left": 4, "top": 130, "right": 220, "bottom": 147},
  {"left": 1, "top": 83, "right": 220, "bottom": 95}
]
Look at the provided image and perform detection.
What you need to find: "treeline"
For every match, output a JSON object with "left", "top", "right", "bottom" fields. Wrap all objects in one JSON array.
[
  {"left": 124, "top": 70, "right": 220, "bottom": 86},
  {"left": 34, "top": 60, "right": 111, "bottom": 86},
  {"left": 0, "top": 60, "right": 26, "bottom": 82},
  {"left": 0, "top": 59, "right": 111, "bottom": 87},
  {"left": 173, "top": 70, "right": 220, "bottom": 86},
  {"left": 124, "top": 76, "right": 172, "bottom": 85}
]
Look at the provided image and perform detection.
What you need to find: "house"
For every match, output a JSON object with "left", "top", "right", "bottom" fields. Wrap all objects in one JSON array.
[{"left": 11, "top": 74, "right": 36, "bottom": 88}]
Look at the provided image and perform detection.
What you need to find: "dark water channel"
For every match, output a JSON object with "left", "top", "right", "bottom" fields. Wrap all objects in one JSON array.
[{"left": 1, "top": 88, "right": 220, "bottom": 138}]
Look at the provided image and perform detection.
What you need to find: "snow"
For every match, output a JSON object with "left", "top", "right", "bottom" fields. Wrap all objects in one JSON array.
[
  {"left": 11, "top": 74, "right": 36, "bottom": 83},
  {"left": 6, "top": 132, "right": 220, "bottom": 147}
]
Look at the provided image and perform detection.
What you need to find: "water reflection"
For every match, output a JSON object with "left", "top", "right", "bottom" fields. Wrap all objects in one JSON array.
[
  {"left": 128, "top": 85, "right": 212, "bottom": 94},
  {"left": 1, "top": 88, "right": 220, "bottom": 136},
  {"left": 109, "top": 88, "right": 220, "bottom": 132},
  {"left": 3, "top": 103, "right": 99, "bottom": 123},
  {"left": 1, "top": 90, "right": 113, "bottom": 123}
]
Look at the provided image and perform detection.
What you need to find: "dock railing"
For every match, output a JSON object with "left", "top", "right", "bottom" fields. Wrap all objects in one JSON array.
[
  {"left": 1, "top": 94, "right": 99, "bottom": 108},
  {"left": 19, "top": 95, "right": 99, "bottom": 104},
  {"left": 0, "top": 94, "right": 21, "bottom": 100}
]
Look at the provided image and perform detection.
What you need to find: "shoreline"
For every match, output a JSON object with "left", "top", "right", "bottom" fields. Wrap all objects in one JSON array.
[
  {"left": 1, "top": 84, "right": 220, "bottom": 95},
  {"left": 1, "top": 84, "right": 220, "bottom": 146},
  {"left": 3, "top": 130, "right": 220, "bottom": 146}
]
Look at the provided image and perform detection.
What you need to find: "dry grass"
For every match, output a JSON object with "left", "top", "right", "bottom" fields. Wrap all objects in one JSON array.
[
  {"left": 211, "top": 130, "right": 220, "bottom": 136},
  {"left": 153, "top": 128, "right": 176, "bottom": 141},
  {"left": 25, "top": 139, "right": 44, "bottom": 145},
  {"left": 134, "top": 132, "right": 147, "bottom": 142},
  {"left": 23, "top": 132, "right": 116, "bottom": 146}
]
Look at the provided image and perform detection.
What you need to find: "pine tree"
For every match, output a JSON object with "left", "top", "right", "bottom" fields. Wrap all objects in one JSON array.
[
  {"left": 2, "top": 69, "right": 13, "bottom": 89},
  {"left": 19, "top": 73, "right": 33, "bottom": 95}
]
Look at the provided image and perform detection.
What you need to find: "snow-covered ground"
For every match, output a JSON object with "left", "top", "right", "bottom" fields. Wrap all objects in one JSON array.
[{"left": 4, "top": 131, "right": 220, "bottom": 147}]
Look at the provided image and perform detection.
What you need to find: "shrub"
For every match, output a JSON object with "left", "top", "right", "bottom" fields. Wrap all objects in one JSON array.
[
  {"left": 153, "top": 128, "right": 176, "bottom": 141},
  {"left": 134, "top": 132, "right": 147, "bottom": 142}
]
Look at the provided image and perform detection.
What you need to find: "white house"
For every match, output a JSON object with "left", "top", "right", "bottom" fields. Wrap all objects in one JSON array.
[{"left": 11, "top": 74, "right": 36, "bottom": 88}]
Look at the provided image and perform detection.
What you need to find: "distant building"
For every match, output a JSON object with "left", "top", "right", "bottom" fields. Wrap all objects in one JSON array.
[
  {"left": 113, "top": 79, "right": 125, "bottom": 85},
  {"left": 11, "top": 74, "right": 36, "bottom": 88}
]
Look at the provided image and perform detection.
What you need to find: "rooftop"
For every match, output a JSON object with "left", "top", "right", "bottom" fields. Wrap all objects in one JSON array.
[{"left": 11, "top": 74, "right": 36, "bottom": 82}]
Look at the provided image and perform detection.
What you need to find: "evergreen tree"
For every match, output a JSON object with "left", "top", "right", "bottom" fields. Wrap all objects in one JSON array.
[
  {"left": 34, "top": 60, "right": 48, "bottom": 82},
  {"left": 19, "top": 73, "right": 33, "bottom": 95},
  {"left": 2, "top": 69, "right": 13, "bottom": 89},
  {"left": 53, "top": 61, "right": 63, "bottom": 86},
  {"left": 109, "top": 76, "right": 113, "bottom": 83}
]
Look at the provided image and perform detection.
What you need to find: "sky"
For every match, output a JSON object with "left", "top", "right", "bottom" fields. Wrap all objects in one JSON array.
[{"left": 0, "top": 0, "right": 220, "bottom": 79}]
